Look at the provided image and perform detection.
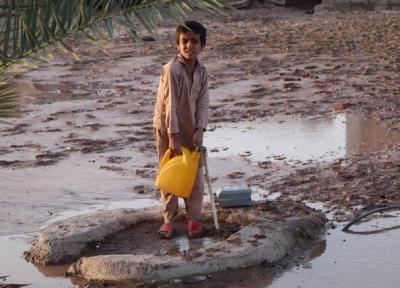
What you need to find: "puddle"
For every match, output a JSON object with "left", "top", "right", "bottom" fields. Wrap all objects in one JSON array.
[
  {"left": 5, "top": 71, "right": 400, "bottom": 287},
  {"left": 182, "top": 211, "right": 400, "bottom": 288},
  {"left": 0, "top": 234, "right": 83, "bottom": 288},
  {"left": 172, "top": 236, "right": 215, "bottom": 253},
  {"left": 251, "top": 187, "right": 282, "bottom": 202},
  {"left": 46, "top": 198, "right": 159, "bottom": 224},
  {"left": 150, "top": 235, "right": 219, "bottom": 257},
  {"left": 3, "top": 213, "right": 400, "bottom": 288},
  {"left": 205, "top": 114, "right": 400, "bottom": 163},
  {"left": 343, "top": 210, "right": 400, "bottom": 235},
  {"left": 303, "top": 201, "right": 327, "bottom": 213},
  {"left": 270, "top": 215, "right": 400, "bottom": 288},
  {"left": 0, "top": 199, "right": 158, "bottom": 288},
  {"left": 0, "top": 153, "right": 153, "bottom": 236},
  {"left": 0, "top": 198, "right": 225, "bottom": 288},
  {"left": 2, "top": 112, "right": 400, "bottom": 287}
]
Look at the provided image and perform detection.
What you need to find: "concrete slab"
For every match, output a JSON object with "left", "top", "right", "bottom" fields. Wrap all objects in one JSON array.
[
  {"left": 24, "top": 206, "right": 163, "bottom": 264},
  {"left": 68, "top": 215, "right": 324, "bottom": 282},
  {"left": 25, "top": 202, "right": 326, "bottom": 283}
]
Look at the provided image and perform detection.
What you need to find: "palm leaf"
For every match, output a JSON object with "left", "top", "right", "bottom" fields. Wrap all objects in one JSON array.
[
  {"left": 0, "top": 0, "right": 227, "bottom": 119},
  {"left": 0, "top": 81, "right": 20, "bottom": 118}
]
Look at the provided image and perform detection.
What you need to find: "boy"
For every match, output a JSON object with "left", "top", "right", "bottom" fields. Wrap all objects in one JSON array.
[{"left": 153, "top": 20, "right": 209, "bottom": 239}]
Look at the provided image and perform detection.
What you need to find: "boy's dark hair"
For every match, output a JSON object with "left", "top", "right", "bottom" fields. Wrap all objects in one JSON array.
[{"left": 176, "top": 20, "right": 207, "bottom": 46}]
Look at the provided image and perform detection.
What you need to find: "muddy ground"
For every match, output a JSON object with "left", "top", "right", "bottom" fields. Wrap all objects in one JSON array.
[
  {"left": 76, "top": 200, "right": 319, "bottom": 260},
  {"left": 1, "top": 1, "right": 400, "bottom": 286}
]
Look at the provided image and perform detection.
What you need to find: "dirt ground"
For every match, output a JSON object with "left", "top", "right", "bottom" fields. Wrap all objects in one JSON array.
[
  {"left": 76, "top": 200, "right": 320, "bottom": 259},
  {"left": 1, "top": 0, "right": 400, "bottom": 281}
]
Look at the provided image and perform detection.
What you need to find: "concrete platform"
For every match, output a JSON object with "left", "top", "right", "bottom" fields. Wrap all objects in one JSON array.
[{"left": 25, "top": 202, "right": 326, "bottom": 283}]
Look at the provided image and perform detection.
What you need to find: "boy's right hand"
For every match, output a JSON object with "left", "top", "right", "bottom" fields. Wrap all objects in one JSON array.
[{"left": 169, "top": 133, "right": 183, "bottom": 156}]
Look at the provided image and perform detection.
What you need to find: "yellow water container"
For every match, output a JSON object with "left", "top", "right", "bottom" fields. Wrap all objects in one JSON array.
[{"left": 155, "top": 147, "right": 201, "bottom": 198}]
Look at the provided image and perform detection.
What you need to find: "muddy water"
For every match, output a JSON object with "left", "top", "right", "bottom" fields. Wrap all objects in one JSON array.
[
  {"left": 46, "top": 198, "right": 159, "bottom": 224},
  {"left": 177, "top": 211, "right": 400, "bottom": 288},
  {"left": 2, "top": 112, "right": 400, "bottom": 287},
  {"left": 0, "top": 155, "right": 147, "bottom": 235},
  {"left": 0, "top": 199, "right": 159, "bottom": 287},
  {"left": 2, "top": 113, "right": 400, "bottom": 287},
  {"left": 3, "top": 213, "right": 400, "bottom": 288},
  {"left": 0, "top": 234, "right": 77, "bottom": 287},
  {"left": 205, "top": 114, "right": 400, "bottom": 163},
  {"left": 0, "top": 198, "right": 219, "bottom": 288},
  {"left": 270, "top": 214, "right": 400, "bottom": 288}
]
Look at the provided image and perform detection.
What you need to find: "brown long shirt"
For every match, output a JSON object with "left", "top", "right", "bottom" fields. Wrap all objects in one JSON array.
[{"left": 153, "top": 54, "right": 209, "bottom": 149}]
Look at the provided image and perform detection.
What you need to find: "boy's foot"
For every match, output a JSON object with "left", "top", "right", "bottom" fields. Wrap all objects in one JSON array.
[
  {"left": 158, "top": 223, "right": 174, "bottom": 239},
  {"left": 188, "top": 220, "right": 204, "bottom": 238}
]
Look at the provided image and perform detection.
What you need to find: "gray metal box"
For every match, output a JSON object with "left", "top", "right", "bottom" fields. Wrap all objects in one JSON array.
[{"left": 216, "top": 185, "right": 252, "bottom": 208}]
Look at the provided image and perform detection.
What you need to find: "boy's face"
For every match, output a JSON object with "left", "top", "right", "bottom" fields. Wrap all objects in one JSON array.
[{"left": 177, "top": 31, "right": 203, "bottom": 61}]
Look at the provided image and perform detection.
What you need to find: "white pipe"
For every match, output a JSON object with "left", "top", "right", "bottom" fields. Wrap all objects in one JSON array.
[{"left": 203, "top": 148, "right": 219, "bottom": 231}]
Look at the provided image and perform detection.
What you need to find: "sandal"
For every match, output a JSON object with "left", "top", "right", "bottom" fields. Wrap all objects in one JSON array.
[
  {"left": 158, "top": 223, "right": 174, "bottom": 239},
  {"left": 188, "top": 220, "right": 204, "bottom": 238}
]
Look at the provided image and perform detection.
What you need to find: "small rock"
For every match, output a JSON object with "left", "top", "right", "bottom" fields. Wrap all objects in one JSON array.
[{"left": 335, "top": 103, "right": 349, "bottom": 110}]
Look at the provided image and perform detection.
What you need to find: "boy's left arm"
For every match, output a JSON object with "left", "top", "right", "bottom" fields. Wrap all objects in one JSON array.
[{"left": 193, "top": 72, "right": 210, "bottom": 148}]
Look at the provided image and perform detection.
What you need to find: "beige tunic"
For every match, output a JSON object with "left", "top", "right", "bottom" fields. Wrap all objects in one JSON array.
[
  {"left": 153, "top": 54, "right": 209, "bottom": 223},
  {"left": 153, "top": 54, "right": 209, "bottom": 149}
]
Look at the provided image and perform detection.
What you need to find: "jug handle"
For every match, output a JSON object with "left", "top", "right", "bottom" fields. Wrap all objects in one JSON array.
[
  {"left": 181, "top": 146, "right": 190, "bottom": 165},
  {"left": 159, "top": 149, "right": 172, "bottom": 169}
]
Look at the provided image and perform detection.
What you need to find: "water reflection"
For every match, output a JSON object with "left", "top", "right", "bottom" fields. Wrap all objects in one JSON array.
[
  {"left": 46, "top": 199, "right": 159, "bottom": 224},
  {"left": 345, "top": 224, "right": 400, "bottom": 235},
  {"left": 164, "top": 236, "right": 216, "bottom": 255},
  {"left": 205, "top": 114, "right": 400, "bottom": 163},
  {"left": 345, "top": 115, "right": 400, "bottom": 155},
  {"left": 270, "top": 224, "right": 400, "bottom": 288},
  {"left": 0, "top": 234, "right": 78, "bottom": 288},
  {"left": 343, "top": 211, "right": 400, "bottom": 235}
]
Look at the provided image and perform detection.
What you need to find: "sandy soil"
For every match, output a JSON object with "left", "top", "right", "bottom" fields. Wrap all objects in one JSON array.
[{"left": 1, "top": 0, "right": 400, "bottom": 264}]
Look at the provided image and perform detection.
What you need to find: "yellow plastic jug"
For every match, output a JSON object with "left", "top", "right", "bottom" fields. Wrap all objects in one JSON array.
[{"left": 155, "top": 147, "right": 201, "bottom": 198}]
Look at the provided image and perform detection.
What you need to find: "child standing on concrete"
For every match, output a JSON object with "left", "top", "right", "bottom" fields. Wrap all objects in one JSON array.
[{"left": 153, "top": 21, "right": 209, "bottom": 239}]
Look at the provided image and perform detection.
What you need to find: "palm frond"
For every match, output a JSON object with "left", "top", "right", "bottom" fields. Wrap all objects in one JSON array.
[
  {"left": 0, "top": 81, "right": 20, "bottom": 118},
  {"left": 0, "top": 0, "right": 227, "bottom": 119},
  {"left": 0, "top": 0, "right": 226, "bottom": 68}
]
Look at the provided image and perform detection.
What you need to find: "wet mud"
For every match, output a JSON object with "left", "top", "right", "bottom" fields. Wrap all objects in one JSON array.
[
  {"left": 78, "top": 200, "right": 320, "bottom": 261},
  {"left": 79, "top": 219, "right": 240, "bottom": 259},
  {"left": 2, "top": 1, "right": 400, "bottom": 287},
  {"left": 268, "top": 150, "right": 400, "bottom": 221}
]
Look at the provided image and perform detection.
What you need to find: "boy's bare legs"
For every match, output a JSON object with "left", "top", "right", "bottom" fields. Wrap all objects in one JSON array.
[
  {"left": 155, "top": 128, "right": 205, "bottom": 238},
  {"left": 185, "top": 164, "right": 205, "bottom": 238},
  {"left": 158, "top": 191, "right": 177, "bottom": 239},
  {"left": 160, "top": 191, "right": 179, "bottom": 223},
  {"left": 155, "top": 129, "right": 177, "bottom": 238},
  {"left": 184, "top": 165, "right": 204, "bottom": 218}
]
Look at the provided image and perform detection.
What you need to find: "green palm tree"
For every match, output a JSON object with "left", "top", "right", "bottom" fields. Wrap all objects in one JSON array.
[{"left": 0, "top": 0, "right": 226, "bottom": 119}]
